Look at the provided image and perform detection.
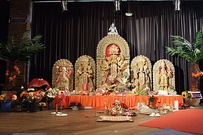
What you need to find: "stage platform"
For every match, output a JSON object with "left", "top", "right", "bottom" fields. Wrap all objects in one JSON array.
[{"left": 60, "top": 95, "right": 183, "bottom": 109}]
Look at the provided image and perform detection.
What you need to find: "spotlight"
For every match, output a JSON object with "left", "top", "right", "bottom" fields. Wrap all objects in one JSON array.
[
  {"left": 174, "top": 0, "right": 181, "bottom": 11},
  {"left": 114, "top": 0, "right": 120, "bottom": 11},
  {"left": 125, "top": 12, "right": 133, "bottom": 17},
  {"left": 61, "top": 0, "right": 68, "bottom": 12},
  {"left": 125, "top": 1, "right": 133, "bottom": 17}
]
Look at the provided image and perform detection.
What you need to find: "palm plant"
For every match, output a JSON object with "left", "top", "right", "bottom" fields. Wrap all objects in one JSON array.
[
  {"left": 0, "top": 31, "right": 45, "bottom": 90},
  {"left": 166, "top": 30, "right": 203, "bottom": 63},
  {"left": 0, "top": 31, "right": 45, "bottom": 63},
  {"left": 166, "top": 30, "right": 203, "bottom": 91}
]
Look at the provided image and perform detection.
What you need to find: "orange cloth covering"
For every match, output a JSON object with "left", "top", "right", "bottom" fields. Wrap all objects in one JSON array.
[{"left": 61, "top": 95, "right": 183, "bottom": 109}]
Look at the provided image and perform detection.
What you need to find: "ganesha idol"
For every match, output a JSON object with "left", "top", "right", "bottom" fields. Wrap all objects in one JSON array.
[
  {"left": 96, "top": 24, "right": 130, "bottom": 95},
  {"left": 52, "top": 59, "right": 73, "bottom": 94}
]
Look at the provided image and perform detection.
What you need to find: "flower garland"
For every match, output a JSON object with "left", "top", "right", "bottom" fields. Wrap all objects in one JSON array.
[
  {"left": 192, "top": 71, "right": 203, "bottom": 78},
  {"left": 5, "top": 65, "right": 20, "bottom": 81}
]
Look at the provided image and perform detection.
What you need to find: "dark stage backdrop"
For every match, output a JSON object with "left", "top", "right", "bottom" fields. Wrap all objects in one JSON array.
[
  {"left": 0, "top": 0, "right": 9, "bottom": 89},
  {"left": 30, "top": 1, "right": 203, "bottom": 94}
]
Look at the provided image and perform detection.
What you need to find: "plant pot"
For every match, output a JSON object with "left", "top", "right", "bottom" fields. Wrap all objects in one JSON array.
[
  {"left": 1, "top": 101, "right": 11, "bottom": 112},
  {"left": 48, "top": 102, "right": 52, "bottom": 110},
  {"left": 27, "top": 100, "right": 38, "bottom": 112},
  {"left": 185, "top": 98, "right": 200, "bottom": 107}
]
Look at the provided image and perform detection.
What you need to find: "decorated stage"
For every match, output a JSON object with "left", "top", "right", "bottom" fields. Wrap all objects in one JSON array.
[{"left": 61, "top": 95, "right": 183, "bottom": 109}]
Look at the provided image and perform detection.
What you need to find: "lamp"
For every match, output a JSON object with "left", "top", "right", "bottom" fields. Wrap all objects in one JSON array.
[
  {"left": 125, "top": 0, "right": 133, "bottom": 17},
  {"left": 61, "top": 0, "right": 68, "bottom": 12},
  {"left": 174, "top": 0, "right": 181, "bottom": 11},
  {"left": 114, "top": 0, "right": 120, "bottom": 11}
]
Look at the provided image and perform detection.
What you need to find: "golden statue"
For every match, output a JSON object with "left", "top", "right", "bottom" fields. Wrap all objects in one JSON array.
[
  {"left": 131, "top": 55, "right": 152, "bottom": 94},
  {"left": 96, "top": 23, "right": 130, "bottom": 94},
  {"left": 153, "top": 59, "right": 175, "bottom": 93},
  {"left": 75, "top": 55, "right": 95, "bottom": 95},
  {"left": 52, "top": 59, "right": 73, "bottom": 93}
]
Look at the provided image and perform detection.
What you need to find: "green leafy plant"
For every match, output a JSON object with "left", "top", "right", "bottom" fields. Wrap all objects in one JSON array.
[
  {"left": 0, "top": 31, "right": 45, "bottom": 63},
  {"left": 166, "top": 30, "right": 203, "bottom": 91},
  {"left": 0, "top": 31, "right": 45, "bottom": 90},
  {"left": 166, "top": 30, "right": 203, "bottom": 63}
]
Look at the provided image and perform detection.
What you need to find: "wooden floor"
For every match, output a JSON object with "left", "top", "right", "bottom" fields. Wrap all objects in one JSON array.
[{"left": 0, "top": 106, "right": 202, "bottom": 135}]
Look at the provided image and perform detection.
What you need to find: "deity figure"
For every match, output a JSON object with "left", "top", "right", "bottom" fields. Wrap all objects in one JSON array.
[
  {"left": 138, "top": 60, "right": 150, "bottom": 90},
  {"left": 131, "top": 57, "right": 151, "bottom": 93},
  {"left": 76, "top": 57, "right": 95, "bottom": 95},
  {"left": 96, "top": 30, "right": 130, "bottom": 92},
  {"left": 158, "top": 61, "right": 173, "bottom": 91},
  {"left": 100, "top": 58, "right": 110, "bottom": 85},
  {"left": 108, "top": 23, "right": 118, "bottom": 35},
  {"left": 55, "top": 66, "right": 72, "bottom": 91},
  {"left": 153, "top": 59, "right": 175, "bottom": 93},
  {"left": 99, "top": 47, "right": 129, "bottom": 93}
]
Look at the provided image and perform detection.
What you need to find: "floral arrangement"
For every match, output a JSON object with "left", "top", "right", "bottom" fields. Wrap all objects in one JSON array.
[
  {"left": 181, "top": 91, "right": 202, "bottom": 99},
  {"left": 46, "top": 87, "right": 59, "bottom": 102},
  {"left": 0, "top": 92, "right": 17, "bottom": 102},
  {"left": 181, "top": 91, "right": 193, "bottom": 99},
  {"left": 51, "top": 90, "right": 66, "bottom": 108},
  {"left": 20, "top": 88, "right": 45, "bottom": 102},
  {"left": 38, "top": 102, "right": 46, "bottom": 111}
]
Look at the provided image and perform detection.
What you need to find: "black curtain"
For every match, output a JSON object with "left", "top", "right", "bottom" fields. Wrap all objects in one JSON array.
[
  {"left": 30, "top": 1, "right": 203, "bottom": 94},
  {"left": 0, "top": 0, "right": 9, "bottom": 91}
]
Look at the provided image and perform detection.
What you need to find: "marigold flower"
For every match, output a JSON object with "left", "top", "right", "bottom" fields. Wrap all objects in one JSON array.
[
  {"left": 9, "top": 77, "right": 13, "bottom": 81},
  {"left": 5, "top": 72, "right": 9, "bottom": 76},
  {"left": 14, "top": 65, "right": 18, "bottom": 69},
  {"left": 20, "top": 91, "right": 29, "bottom": 97}
]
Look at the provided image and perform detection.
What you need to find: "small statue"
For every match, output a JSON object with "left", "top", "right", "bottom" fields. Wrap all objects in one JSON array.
[
  {"left": 76, "top": 57, "right": 95, "bottom": 95},
  {"left": 158, "top": 61, "right": 173, "bottom": 91},
  {"left": 108, "top": 23, "right": 118, "bottom": 35},
  {"left": 56, "top": 66, "right": 72, "bottom": 91}
]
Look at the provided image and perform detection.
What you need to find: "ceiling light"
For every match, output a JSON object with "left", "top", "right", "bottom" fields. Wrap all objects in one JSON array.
[
  {"left": 114, "top": 0, "right": 120, "bottom": 11},
  {"left": 125, "top": 1, "right": 133, "bottom": 17},
  {"left": 125, "top": 12, "right": 133, "bottom": 17},
  {"left": 61, "top": 0, "right": 68, "bottom": 12},
  {"left": 174, "top": 0, "right": 181, "bottom": 11}
]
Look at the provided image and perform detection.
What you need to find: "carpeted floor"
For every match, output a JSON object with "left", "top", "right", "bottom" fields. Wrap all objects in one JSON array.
[
  {"left": 0, "top": 133, "right": 47, "bottom": 135},
  {"left": 139, "top": 109, "right": 203, "bottom": 134},
  {"left": 138, "top": 128, "right": 194, "bottom": 135}
]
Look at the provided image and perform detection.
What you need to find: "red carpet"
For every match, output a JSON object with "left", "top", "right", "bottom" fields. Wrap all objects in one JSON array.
[{"left": 139, "top": 109, "right": 203, "bottom": 134}]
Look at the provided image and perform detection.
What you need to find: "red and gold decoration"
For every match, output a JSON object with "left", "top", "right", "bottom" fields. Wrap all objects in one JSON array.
[{"left": 190, "top": 62, "right": 202, "bottom": 91}]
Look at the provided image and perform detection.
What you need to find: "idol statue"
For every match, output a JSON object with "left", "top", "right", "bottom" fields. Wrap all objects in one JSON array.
[
  {"left": 52, "top": 59, "right": 73, "bottom": 93},
  {"left": 153, "top": 59, "right": 175, "bottom": 93},
  {"left": 96, "top": 23, "right": 130, "bottom": 94},
  {"left": 131, "top": 55, "right": 152, "bottom": 94},
  {"left": 108, "top": 23, "right": 118, "bottom": 35},
  {"left": 55, "top": 66, "right": 72, "bottom": 91},
  {"left": 157, "top": 60, "right": 173, "bottom": 91},
  {"left": 75, "top": 55, "right": 95, "bottom": 95}
]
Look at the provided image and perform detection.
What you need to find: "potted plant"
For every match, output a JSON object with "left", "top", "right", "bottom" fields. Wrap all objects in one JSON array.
[
  {"left": 46, "top": 87, "right": 59, "bottom": 110},
  {"left": 0, "top": 92, "right": 17, "bottom": 112},
  {"left": 0, "top": 31, "right": 45, "bottom": 90},
  {"left": 166, "top": 30, "right": 203, "bottom": 91},
  {"left": 166, "top": 30, "right": 203, "bottom": 106}
]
